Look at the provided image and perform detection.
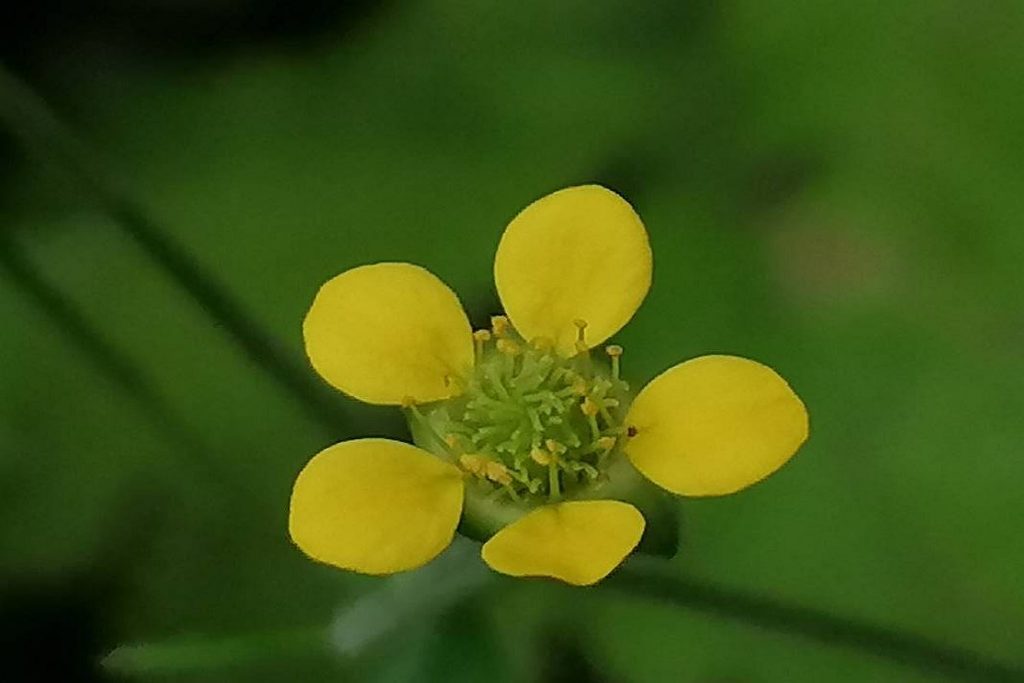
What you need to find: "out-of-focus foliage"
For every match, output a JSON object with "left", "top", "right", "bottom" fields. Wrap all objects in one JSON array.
[{"left": 2, "top": 1, "right": 1022, "bottom": 681}]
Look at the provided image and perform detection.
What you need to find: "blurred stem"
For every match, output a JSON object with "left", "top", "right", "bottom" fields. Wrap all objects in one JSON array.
[
  {"left": 0, "top": 235, "right": 179, "bottom": 438},
  {"left": 102, "top": 627, "right": 328, "bottom": 677},
  {"left": 0, "top": 233, "right": 242, "bottom": 496},
  {"left": 104, "top": 539, "right": 494, "bottom": 676},
  {"left": 606, "top": 560, "right": 1024, "bottom": 683},
  {"left": 101, "top": 551, "right": 1024, "bottom": 681},
  {"left": 330, "top": 537, "right": 495, "bottom": 656},
  {"left": 0, "top": 63, "right": 348, "bottom": 437}
]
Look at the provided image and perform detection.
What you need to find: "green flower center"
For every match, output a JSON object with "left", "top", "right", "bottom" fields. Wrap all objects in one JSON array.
[{"left": 410, "top": 317, "right": 632, "bottom": 504}]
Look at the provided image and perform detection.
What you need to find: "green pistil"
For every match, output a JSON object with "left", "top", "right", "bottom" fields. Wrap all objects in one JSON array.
[{"left": 426, "top": 323, "right": 631, "bottom": 503}]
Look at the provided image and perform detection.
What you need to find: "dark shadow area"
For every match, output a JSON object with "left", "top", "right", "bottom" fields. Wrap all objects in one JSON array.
[
  {"left": 0, "top": 487, "right": 166, "bottom": 683},
  {"left": 2, "top": 0, "right": 391, "bottom": 70},
  {"left": 539, "top": 629, "right": 622, "bottom": 683}
]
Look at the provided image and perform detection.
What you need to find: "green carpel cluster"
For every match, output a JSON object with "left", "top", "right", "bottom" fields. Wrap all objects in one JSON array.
[{"left": 428, "top": 317, "right": 631, "bottom": 502}]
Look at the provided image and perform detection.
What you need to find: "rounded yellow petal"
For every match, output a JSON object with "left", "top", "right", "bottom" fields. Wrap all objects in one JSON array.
[
  {"left": 481, "top": 500, "right": 645, "bottom": 586},
  {"left": 494, "top": 186, "right": 652, "bottom": 355},
  {"left": 303, "top": 263, "right": 473, "bottom": 405},
  {"left": 289, "top": 438, "right": 464, "bottom": 575},
  {"left": 625, "top": 355, "right": 809, "bottom": 496}
]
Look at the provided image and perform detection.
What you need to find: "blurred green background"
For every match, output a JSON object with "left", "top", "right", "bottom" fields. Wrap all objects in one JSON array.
[{"left": 2, "top": 1, "right": 1023, "bottom": 681}]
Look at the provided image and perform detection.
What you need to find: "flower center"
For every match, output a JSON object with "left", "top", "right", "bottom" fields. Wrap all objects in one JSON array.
[{"left": 411, "top": 316, "right": 631, "bottom": 503}]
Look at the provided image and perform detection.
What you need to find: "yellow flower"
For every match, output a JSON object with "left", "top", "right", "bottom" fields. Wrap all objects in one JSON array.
[{"left": 291, "top": 185, "right": 809, "bottom": 586}]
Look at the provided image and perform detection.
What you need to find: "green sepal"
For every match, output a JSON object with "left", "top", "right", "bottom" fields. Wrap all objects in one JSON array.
[
  {"left": 583, "top": 454, "right": 680, "bottom": 559},
  {"left": 623, "top": 483, "right": 680, "bottom": 558}
]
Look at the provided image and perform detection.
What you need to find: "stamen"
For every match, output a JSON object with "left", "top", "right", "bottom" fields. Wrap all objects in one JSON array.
[
  {"left": 605, "top": 344, "right": 623, "bottom": 380},
  {"left": 545, "top": 439, "right": 567, "bottom": 456},
  {"left": 496, "top": 338, "right": 519, "bottom": 378},
  {"left": 496, "top": 338, "right": 520, "bottom": 356},
  {"left": 548, "top": 460, "right": 561, "bottom": 500},
  {"left": 573, "top": 319, "right": 588, "bottom": 343},
  {"left": 473, "top": 329, "right": 491, "bottom": 360},
  {"left": 530, "top": 447, "right": 552, "bottom": 466},
  {"left": 491, "top": 315, "right": 510, "bottom": 337},
  {"left": 459, "top": 454, "right": 486, "bottom": 476},
  {"left": 485, "top": 461, "right": 513, "bottom": 486},
  {"left": 573, "top": 319, "right": 589, "bottom": 358},
  {"left": 580, "top": 397, "right": 600, "bottom": 417}
]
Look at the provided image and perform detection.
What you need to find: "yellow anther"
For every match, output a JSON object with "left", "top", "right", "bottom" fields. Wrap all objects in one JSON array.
[
  {"left": 460, "top": 454, "right": 487, "bottom": 475},
  {"left": 491, "top": 315, "right": 510, "bottom": 337},
  {"left": 581, "top": 397, "right": 600, "bottom": 417},
  {"left": 496, "top": 338, "right": 520, "bottom": 356},
  {"left": 485, "top": 461, "right": 513, "bottom": 485},
  {"left": 473, "top": 329, "right": 492, "bottom": 361},
  {"left": 606, "top": 344, "right": 623, "bottom": 379},
  {"left": 573, "top": 319, "right": 588, "bottom": 343},
  {"left": 444, "top": 434, "right": 461, "bottom": 450},
  {"left": 571, "top": 375, "right": 589, "bottom": 396},
  {"left": 530, "top": 447, "right": 553, "bottom": 466},
  {"left": 545, "top": 439, "right": 567, "bottom": 455},
  {"left": 596, "top": 436, "right": 617, "bottom": 451}
]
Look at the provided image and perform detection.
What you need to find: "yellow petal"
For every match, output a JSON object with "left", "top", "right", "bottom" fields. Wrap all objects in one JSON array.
[
  {"left": 289, "top": 438, "right": 464, "bottom": 575},
  {"left": 481, "top": 500, "right": 645, "bottom": 585},
  {"left": 625, "top": 355, "right": 809, "bottom": 496},
  {"left": 494, "top": 186, "right": 652, "bottom": 355},
  {"left": 303, "top": 263, "right": 474, "bottom": 405}
]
